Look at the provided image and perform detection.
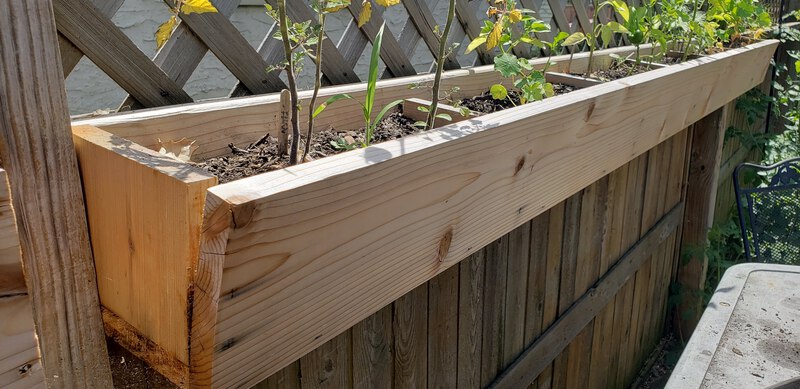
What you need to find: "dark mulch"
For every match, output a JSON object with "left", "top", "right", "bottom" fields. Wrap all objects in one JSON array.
[
  {"left": 583, "top": 61, "right": 655, "bottom": 82},
  {"left": 108, "top": 339, "right": 176, "bottom": 389},
  {"left": 193, "top": 112, "right": 418, "bottom": 183},
  {"left": 632, "top": 333, "right": 684, "bottom": 389},
  {"left": 196, "top": 82, "right": 580, "bottom": 183}
]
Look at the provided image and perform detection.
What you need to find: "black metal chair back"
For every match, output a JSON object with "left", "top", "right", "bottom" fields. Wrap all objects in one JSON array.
[{"left": 733, "top": 157, "right": 800, "bottom": 264}]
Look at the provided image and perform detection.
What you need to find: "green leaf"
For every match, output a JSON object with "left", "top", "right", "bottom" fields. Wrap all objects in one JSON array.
[
  {"left": 490, "top": 84, "right": 508, "bottom": 100},
  {"left": 413, "top": 121, "right": 427, "bottom": 128},
  {"left": 494, "top": 53, "right": 522, "bottom": 78},
  {"left": 373, "top": 99, "right": 404, "bottom": 129},
  {"left": 606, "top": 21, "right": 630, "bottom": 34},
  {"left": 611, "top": 0, "right": 629, "bottom": 21},
  {"left": 365, "top": 23, "right": 385, "bottom": 121},
  {"left": 416, "top": 105, "right": 430, "bottom": 113},
  {"left": 519, "top": 36, "right": 545, "bottom": 48},
  {"left": 435, "top": 113, "right": 453, "bottom": 121},
  {"left": 562, "top": 32, "right": 586, "bottom": 46},
  {"left": 466, "top": 36, "right": 487, "bottom": 53},
  {"left": 601, "top": 25, "right": 613, "bottom": 48},
  {"left": 313, "top": 93, "right": 353, "bottom": 118}
]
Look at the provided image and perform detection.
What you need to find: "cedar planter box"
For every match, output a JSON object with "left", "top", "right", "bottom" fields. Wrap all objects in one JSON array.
[{"left": 71, "top": 40, "right": 777, "bottom": 387}]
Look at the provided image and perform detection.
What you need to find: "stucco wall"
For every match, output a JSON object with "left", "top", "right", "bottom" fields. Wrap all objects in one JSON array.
[{"left": 65, "top": 0, "right": 493, "bottom": 115}]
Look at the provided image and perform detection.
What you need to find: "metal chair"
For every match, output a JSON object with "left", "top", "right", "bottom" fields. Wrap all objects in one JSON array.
[{"left": 733, "top": 157, "right": 800, "bottom": 264}]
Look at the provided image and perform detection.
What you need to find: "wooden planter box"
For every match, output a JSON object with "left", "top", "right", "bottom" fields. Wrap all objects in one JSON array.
[{"left": 72, "top": 40, "right": 777, "bottom": 387}]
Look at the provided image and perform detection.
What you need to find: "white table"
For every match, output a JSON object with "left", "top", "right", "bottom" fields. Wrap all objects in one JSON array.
[{"left": 667, "top": 263, "right": 800, "bottom": 388}]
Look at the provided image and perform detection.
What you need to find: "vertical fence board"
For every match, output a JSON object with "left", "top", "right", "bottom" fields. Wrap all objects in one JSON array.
[
  {"left": 352, "top": 305, "right": 392, "bottom": 389},
  {"left": 480, "top": 235, "right": 509, "bottom": 386},
  {"left": 458, "top": 250, "right": 485, "bottom": 389},
  {"left": 299, "top": 331, "right": 351, "bottom": 389},
  {"left": 393, "top": 283, "right": 428, "bottom": 388},
  {"left": 428, "top": 265, "right": 459, "bottom": 389}
]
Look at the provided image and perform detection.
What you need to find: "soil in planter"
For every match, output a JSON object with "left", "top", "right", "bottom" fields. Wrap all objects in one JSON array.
[
  {"left": 196, "top": 83, "right": 578, "bottom": 183},
  {"left": 459, "top": 83, "right": 578, "bottom": 114},
  {"left": 193, "top": 112, "right": 419, "bottom": 183},
  {"left": 581, "top": 61, "right": 655, "bottom": 82}
]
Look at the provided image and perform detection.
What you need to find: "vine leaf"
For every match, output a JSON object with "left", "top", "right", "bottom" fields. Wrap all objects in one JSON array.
[
  {"left": 490, "top": 84, "right": 508, "bottom": 100},
  {"left": 155, "top": 15, "right": 178, "bottom": 50},
  {"left": 494, "top": 53, "right": 521, "bottom": 78},
  {"left": 180, "top": 0, "right": 218, "bottom": 14},
  {"left": 358, "top": 0, "right": 372, "bottom": 26}
]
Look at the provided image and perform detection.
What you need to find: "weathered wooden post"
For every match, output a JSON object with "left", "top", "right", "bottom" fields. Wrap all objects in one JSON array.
[
  {"left": 0, "top": 0, "right": 113, "bottom": 386},
  {"left": 676, "top": 106, "right": 729, "bottom": 339}
]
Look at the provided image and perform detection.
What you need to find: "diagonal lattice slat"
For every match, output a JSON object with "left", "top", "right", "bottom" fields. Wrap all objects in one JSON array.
[
  {"left": 54, "top": 0, "right": 193, "bottom": 107},
  {"left": 403, "top": 0, "right": 461, "bottom": 70},
  {"left": 119, "top": 0, "right": 250, "bottom": 111},
  {"left": 172, "top": 1, "right": 285, "bottom": 94},
  {"left": 455, "top": 0, "right": 493, "bottom": 64},
  {"left": 58, "top": 0, "right": 125, "bottom": 75},
  {"left": 347, "top": 1, "right": 417, "bottom": 77}
]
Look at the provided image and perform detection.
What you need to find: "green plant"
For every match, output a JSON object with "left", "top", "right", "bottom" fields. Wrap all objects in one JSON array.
[
  {"left": 610, "top": 0, "right": 667, "bottom": 67},
  {"left": 465, "top": 0, "right": 556, "bottom": 104},
  {"left": 561, "top": 0, "right": 628, "bottom": 75},
  {"left": 424, "top": 0, "right": 458, "bottom": 130},
  {"left": 656, "top": 0, "right": 717, "bottom": 61},
  {"left": 707, "top": 0, "right": 771, "bottom": 46},
  {"left": 265, "top": 1, "right": 320, "bottom": 164},
  {"left": 302, "top": 0, "right": 352, "bottom": 162},
  {"left": 320, "top": 24, "right": 403, "bottom": 147}
]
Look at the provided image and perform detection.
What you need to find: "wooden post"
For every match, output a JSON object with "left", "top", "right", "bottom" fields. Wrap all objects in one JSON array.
[
  {"left": 0, "top": 0, "right": 113, "bottom": 386},
  {"left": 676, "top": 106, "right": 729, "bottom": 339}
]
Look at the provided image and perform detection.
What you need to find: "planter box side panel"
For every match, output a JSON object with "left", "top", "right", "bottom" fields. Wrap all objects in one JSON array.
[
  {"left": 74, "top": 45, "right": 652, "bottom": 160},
  {"left": 202, "top": 41, "right": 777, "bottom": 386},
  {"left": 0, "top": 169, "right": 44, "bottom": 388},
  {"left": 250, "top": 130, "right": 689, "bottom": 388},
  {"left": 72, "top": 126, "right": 216, "bottom": 380}
]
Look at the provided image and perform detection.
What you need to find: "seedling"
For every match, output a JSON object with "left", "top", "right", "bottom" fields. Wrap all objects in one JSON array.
[
  {"left": 561, "top": 0, "right": 628, "bottom": 76},
  {"left": 423, "top": 0, "right": 458, "bottom": 130},
  {"left": 302, "top": 0, "right": 352, "bottom": 162},
  {"left": 265, "top": 1, "right": 319, "bottom": 164},
  {"left": 466, "top": 0, "right": 556, "bottom": 104},
  {"left": 319, "top": 24, "right": 404, "bottom": 147}
]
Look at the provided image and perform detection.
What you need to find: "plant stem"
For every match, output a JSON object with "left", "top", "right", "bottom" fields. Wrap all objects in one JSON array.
[
  {"left": 303, "top": 7, "right": 326, "bottom": 162},
  {"left": 682, "top": 0, "right": 699, "bottom": 62},
  {"left": 425, "top": 0, "right": 457, "bottom": 131},
  {"left": 587, "top": 0, "right": 599, "bottom": 75},
  {"left": 278, "top": 0, "right": 301, "bottom": 165}
]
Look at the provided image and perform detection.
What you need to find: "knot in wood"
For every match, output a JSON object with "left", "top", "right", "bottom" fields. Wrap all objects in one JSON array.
[{"left": 436, "top": 227, "right": 454, "bottom": 263}]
